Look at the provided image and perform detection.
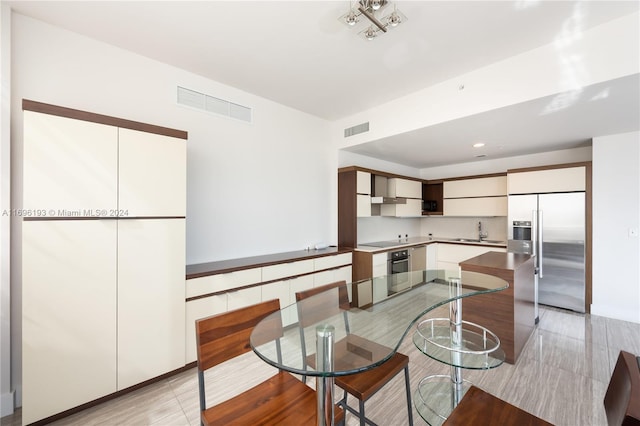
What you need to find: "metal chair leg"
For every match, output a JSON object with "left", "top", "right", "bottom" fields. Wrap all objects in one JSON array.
[{"left": 404, "top": 365, "right": 414, "bottom": 426}]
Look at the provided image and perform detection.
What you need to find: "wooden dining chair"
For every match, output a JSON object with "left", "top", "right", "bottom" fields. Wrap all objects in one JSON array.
[
  {"left": 295, "top": 280, "right": 413, "bottom": 426},
  {"left": 195, "top": 299, "right": 344, "bottom": 426},
  {"left": 604, "top": 350, "right": 640, "bottom": 426}
]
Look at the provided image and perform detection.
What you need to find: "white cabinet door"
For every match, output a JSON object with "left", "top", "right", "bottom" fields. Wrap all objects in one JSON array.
[
  {"left": 357, "top": 194, "right": 372, "bottom": 217},
  {"left": 184, "top": 294, "right": 227, "bottom": 364},
  {"left": 356, "top": 171, "right": 371, "bottom": 194},
  {"left": 117, "top": 219, "right": 186, "bottom": 390},
  {"left": 443, "top": 197, "right": 507, "bottom": 216},
  {"left": 262, "top": 259, "right": 314, "bottom": 282},
  {"left": 426, "top": 244, "right": 438, "bottom": 282},
  {"left": 381, "top": 198, "right": 422, "bottom": 217},
  {"left": 388, "top": 178, "right": 421, "bottom": 198},
  {"left": 508, "top": 167, "right": 585, "bottom": 194},
  {"left": 186, "top": 268, "right": 262, "bottom": 298},
  {"left": 118, "top": 128, "right": 187, "bottom": 217},
  {"left": 443, "top": 176, "right": 506, "bottom": 198},
  {"left": 23, "top": 111, "right": 118, "bottom": 215},
  {"left": 22, "top": 220, "right": 117, "bottom": 425}
]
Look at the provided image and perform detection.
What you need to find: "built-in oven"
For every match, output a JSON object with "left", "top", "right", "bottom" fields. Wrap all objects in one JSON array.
[
  {"left": 507, "top": 220, "right": 533, "bottom": 254},
  {"left": 388, "top": 249, "right": 410, "bottom": 295}
]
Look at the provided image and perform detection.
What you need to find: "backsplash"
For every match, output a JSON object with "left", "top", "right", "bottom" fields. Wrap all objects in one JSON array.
[
  {"left": 420, "top": 217, "right": 508, "bottom": 241},
  {"left": 356, "top": 216, "right": 507, "bottom": 245}
]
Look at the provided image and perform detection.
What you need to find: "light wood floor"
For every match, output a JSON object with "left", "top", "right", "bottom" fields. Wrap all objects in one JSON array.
[{"left": 2, "top": 305, "right": 639, "bottom": 426}]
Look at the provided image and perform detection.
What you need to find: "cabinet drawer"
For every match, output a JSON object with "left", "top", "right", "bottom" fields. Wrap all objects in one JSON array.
[
  {"left": 314, "top": 253, "right": 352, "bottom": 271},
  {"left": 227, "top": 286, "right": 262, "bottom": 311},
  {"left": 444, "top": 176, "right": 506, "bottom": 198},
  {"left": 186, "top": 268, "right": 261, "bottom": 298},
  {"left": 262, "top": 259, "right": 314, "bottom": 282}
]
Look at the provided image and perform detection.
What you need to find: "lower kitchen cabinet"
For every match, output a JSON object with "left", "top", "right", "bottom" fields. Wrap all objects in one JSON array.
[
  {"left": 117, "top": 219, "right": 185, "bottom": 390},
  {"left": 437, "top": 243, "right": 506, "bottom": 278},
  {"left": 227, "top": 286, "right": 262, "bottom": 311},
  {"left": 185, "top": 294, "right": 227, "bottom": 363},
  {"left": 22, "top": 220, "right": 118, "bottom": 425}
]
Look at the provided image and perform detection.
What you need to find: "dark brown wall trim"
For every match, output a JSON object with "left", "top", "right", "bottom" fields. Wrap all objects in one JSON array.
[
  {"left": 23, "top": 216, "right": 186, "bottom": 221},
  {"left": 22, "top": 99, "right": 188, "bottom": 140},
  {"left": 507, "top": 161, "right": 591, "bottom": 174},
  {"left": 441, "top": 172, "right": 507, "bottom": 182}
]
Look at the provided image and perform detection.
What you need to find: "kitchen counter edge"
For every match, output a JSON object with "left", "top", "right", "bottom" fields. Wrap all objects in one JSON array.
[
  {"left": 355, "top": 238, "right": 507, "bottom": 253},
  {"left": 186, "top": 246, "right": 352, "bottom": 279}
]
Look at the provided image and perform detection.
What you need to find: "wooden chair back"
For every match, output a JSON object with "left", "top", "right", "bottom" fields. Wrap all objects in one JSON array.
[
  {"left": 195, "top": 299, "right": 283, "bottom": 372},
  {"left": 604, "top": 350, "right": 640, "bottom": 426},
  {"left": 295, "top": 280, "right": 350, "bottom": 328}
]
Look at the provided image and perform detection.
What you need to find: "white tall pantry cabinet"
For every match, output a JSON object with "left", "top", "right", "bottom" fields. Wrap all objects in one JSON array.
[{"left": 21, "top": 100, "right": 187, "bottom": 424}]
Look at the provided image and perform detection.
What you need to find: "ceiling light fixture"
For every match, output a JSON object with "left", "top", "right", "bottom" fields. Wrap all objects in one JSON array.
[
  {"left": 340, "top": 0, "right": 407, "bottom": 41},
  {"left": 473, "top": 142, "right": 485, "bottom": 148}
]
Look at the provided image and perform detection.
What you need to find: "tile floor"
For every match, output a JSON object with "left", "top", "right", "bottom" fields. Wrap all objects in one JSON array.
[{"left": 2, "top": 305, "right": 639, "bottom": 426}]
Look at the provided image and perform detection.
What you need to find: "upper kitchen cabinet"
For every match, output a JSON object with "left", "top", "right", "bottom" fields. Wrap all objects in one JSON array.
[
  {"left": 119, "top": 128, "right": 186, "bottom": 217},
  {"left": 387, "top": 178, "right": 422, "bottom": 198},
  {"left": 507, "top": 164, "right": 586, "bottom": 194},
  {"left": 356, "top": 170, "right": 372, "bottom": 217},
  {"left": 442, "top": 174, "right": 507, "bottom": 217},
  {"left": 444, "top": 176, "right": 507, "bottom": 198},
  {"left": 23, "top": 110, "right": 118, "bottom": 214},
  {"left": 381, "top": 177, "right": 423, "bottom": 217}
]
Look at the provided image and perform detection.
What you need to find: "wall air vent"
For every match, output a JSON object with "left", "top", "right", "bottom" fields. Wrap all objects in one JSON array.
[
  {"left": 177, "top": 86, "right": 252, "bottom": 123},
  {"left": 344, "top": 122, "right": 370, "bottom": 138}
]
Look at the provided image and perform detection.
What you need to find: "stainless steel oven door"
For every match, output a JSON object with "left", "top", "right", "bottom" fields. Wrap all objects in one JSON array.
[{"left": 388, "top": 250, "right": 410, "bottom": 295}]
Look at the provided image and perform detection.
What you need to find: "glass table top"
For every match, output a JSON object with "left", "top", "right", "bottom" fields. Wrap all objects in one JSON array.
[{"left": 250, "top": 269, "right": 508, "bottom": 377}]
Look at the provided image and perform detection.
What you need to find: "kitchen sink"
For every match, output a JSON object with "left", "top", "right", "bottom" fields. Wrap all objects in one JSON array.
[{"left": 450, "top": 238, "right": 504, "bottom": 244}]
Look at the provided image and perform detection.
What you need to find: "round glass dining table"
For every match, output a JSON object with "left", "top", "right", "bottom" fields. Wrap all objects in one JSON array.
[{"left": 250, "top": 269, "right": 508, "bottom": 426}]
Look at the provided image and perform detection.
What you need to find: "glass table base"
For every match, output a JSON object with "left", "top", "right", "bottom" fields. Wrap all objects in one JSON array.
[{"left": 413, "top": 374, "right": 472, "bottom": 426}]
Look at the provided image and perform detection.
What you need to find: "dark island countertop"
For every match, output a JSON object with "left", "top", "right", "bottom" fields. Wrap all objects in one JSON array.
[
  {"left": 459, "top": 251, "right": 533, "bottom": 275},
  {"left": 186, "top": 246, "right": 352, "bottom": 280}
]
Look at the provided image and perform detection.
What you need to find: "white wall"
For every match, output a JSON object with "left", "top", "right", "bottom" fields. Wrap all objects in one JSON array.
[
  {"left": 592, "top": 131, "right": 640, "bottom": 323},
  {"left": 333, "top": 11, "right": 639, "bottom": 150},
  {"left": 0, "top": 2, "right": 13, "bottom": 418},
  {"left": 9, "top": 12, "right": 336, "bottom": 407}
]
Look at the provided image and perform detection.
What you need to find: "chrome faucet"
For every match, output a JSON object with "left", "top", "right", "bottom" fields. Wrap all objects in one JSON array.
[{"left": 478, "top": 221, "right": 488, "bottom": 241}]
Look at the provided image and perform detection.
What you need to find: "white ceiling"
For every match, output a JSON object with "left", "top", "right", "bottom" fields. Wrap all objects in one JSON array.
[{"left": 8, "top": 1, "right": 640, "bottom": 168}]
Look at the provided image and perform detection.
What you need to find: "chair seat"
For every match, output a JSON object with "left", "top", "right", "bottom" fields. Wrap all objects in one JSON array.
[
  {"left": 202, "top": 371, "right": 344, "bottom": 426},
  {"left": 306, "top": 333, "right": 410, "bottom": 401},
  {"left": 443, "top": 385, "right": 552, "bottom": 426}
]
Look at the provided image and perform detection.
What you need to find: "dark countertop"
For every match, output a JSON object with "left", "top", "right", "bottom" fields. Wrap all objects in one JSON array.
[
  {"left": 356, "top": 237, "right": 507, "bottom": 253},
  {"left": 186, "top": 246, "right": 352, "bottom": 279},
  {"left": 460, "top": 251, "right": 533, "bottom": 272}
]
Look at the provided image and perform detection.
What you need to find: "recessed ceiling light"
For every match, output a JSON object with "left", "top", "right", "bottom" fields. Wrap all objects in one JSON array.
[{"left": 473, "top": 142, "right": 485, "bottom": 148}]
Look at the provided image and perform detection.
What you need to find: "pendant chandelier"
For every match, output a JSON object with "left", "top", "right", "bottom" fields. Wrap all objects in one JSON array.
[{"left": 339, "top": 0, "right": 407, "bottom": 41}]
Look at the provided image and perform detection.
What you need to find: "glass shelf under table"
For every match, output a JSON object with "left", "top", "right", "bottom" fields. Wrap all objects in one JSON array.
[
  {"left": 413, "top": 317, "right": 505, "bottom": 369},
  {"left": 414, "top": 374, "right": 473, "bottom": 426}
]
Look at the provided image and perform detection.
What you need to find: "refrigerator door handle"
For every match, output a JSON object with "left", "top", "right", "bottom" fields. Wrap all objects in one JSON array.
[
  {"left": 531, "top": 209, "right": 538, "bottom": 258},
  {"left": 538, "top": 210, "right": 544, "bottom": 278}
]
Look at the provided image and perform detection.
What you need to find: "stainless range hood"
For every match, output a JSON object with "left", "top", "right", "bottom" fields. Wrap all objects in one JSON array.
[{"left": 370, "top": 196, "right": 407, "bottom": 205}]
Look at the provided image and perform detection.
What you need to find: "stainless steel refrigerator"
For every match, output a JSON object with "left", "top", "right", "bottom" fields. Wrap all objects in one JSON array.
[{"left": 507, "top": 192, "right": 586, "bottom": 317}]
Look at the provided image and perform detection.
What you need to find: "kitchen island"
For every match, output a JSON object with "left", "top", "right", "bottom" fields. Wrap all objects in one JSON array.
[{"left": 459, "top": 251, "right": 535, "bottom": 364}]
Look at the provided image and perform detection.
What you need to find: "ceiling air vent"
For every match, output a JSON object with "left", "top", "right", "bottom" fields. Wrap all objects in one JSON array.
[
  {"left": 177, "top": 86, "right": 252, "bottom": 123},
  {"left": 344, "top": 122, "right": 369, "bottom": 138}
]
